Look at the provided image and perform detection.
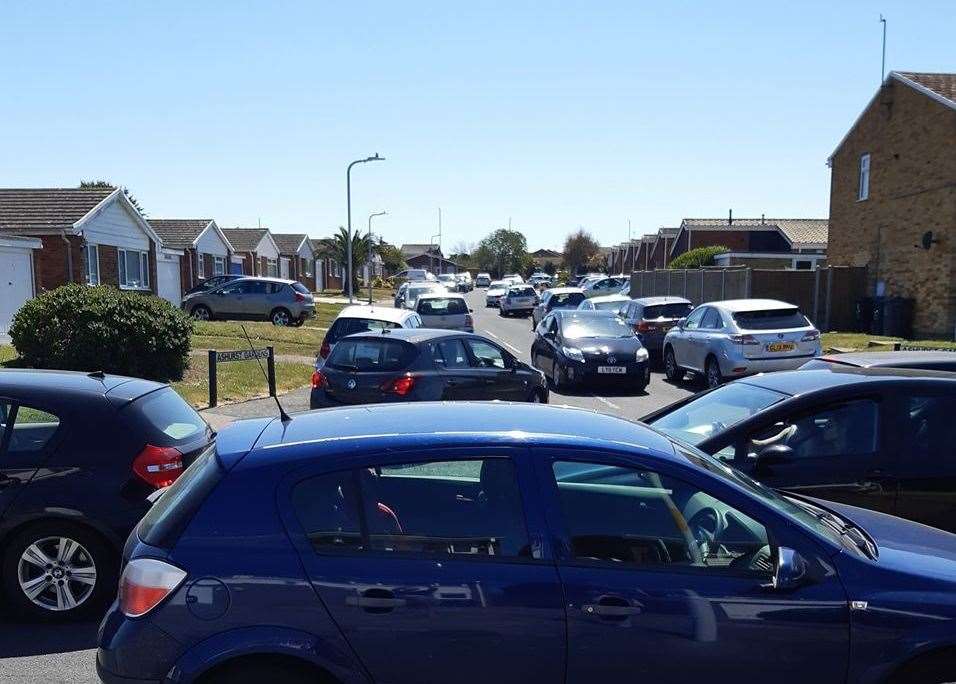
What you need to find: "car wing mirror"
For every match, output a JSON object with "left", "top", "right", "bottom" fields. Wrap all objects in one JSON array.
[
  {"left": 676, "top": 317, "right": 686, "bottom": 328},
  {"left": 756, "top": 443, "right": 794, "bottom": 467},
  {"left": 765, "top": 547, "right": 810, "bottom": 591}
]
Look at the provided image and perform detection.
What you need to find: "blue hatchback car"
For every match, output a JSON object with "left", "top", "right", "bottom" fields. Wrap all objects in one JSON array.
[{"left": 98, "top": 403, "right": 956, "bottom": 684}]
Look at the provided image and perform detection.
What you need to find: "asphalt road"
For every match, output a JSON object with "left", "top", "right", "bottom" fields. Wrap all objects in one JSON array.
[{"left": 1, "top": 287, "right": 700, "bottom": 683}]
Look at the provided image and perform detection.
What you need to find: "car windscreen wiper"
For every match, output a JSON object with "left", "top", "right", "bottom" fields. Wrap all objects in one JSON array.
[{"left": 787, "top": 496, "right": 876, "bottom": 559}]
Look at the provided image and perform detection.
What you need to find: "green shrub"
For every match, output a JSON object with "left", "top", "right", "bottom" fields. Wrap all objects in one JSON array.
[
  {"left": 9, "top": 284, "right": 193, "bottom": 382},
  {"left": 668, "top": 245, "right": 730, "bottom": 269}
]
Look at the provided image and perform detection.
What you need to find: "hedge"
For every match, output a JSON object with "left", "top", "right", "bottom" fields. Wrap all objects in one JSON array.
[
  {"left": 9, "top": 284, "right": 193, "bottom": 382},
  {"left": 668, "top": 245, "right": 730, "bottom": 269}
]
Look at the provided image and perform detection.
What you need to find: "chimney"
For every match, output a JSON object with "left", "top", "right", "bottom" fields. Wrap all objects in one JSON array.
[{"left": 728, "top": 209, "right": 733, "bottom": 225}]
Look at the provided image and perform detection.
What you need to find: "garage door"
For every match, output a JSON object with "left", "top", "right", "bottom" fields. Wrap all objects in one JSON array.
[
  {"left": 0, "top": 246, "right": 34, "bottom": 334},
  {"left": 156, "top": 254, "right": 182, "bottom": 306}
]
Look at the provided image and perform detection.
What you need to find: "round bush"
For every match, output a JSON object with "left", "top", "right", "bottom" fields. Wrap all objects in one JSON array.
[{"left": 9, "top": 284, "right": 193, "bottom": 382}]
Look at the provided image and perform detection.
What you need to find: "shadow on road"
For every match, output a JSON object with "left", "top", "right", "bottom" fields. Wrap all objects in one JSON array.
[{"left": 0, "top": 612, "right": 99, "bottom": 658}]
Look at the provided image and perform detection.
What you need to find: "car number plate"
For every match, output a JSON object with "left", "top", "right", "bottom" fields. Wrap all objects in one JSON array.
[
  {"left": 766, "top": 342, "right": 795, "bottom": 352},
  {"left": 597, "top": 366, "right": 627, "bottom": 374}
]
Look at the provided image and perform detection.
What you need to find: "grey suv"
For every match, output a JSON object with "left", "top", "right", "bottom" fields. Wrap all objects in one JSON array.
[{"left": 182, "top": 277, "right": 315, "bottom": 326}]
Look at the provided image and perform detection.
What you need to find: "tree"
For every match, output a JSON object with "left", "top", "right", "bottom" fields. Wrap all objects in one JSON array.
[
  {"left": 563, "top": 228, "right": 600, "bottom": 274},
  {"left": 315, "top": 227, "right": 374, "bottom": 291},
  {"left": 80, "top": 180, "right": 146, "bottom": 216},
  {"left": 377, "top": 241, "right": 406, "bottom": 275},
  {"left": 474, "top": 228, "right": 529, "bottom": 277},
  {"left": 668, "top": 245, "right": 729, "bottom": 269},
  {"left": 542, "top": 260, "right": 557, "bottom": 275}
]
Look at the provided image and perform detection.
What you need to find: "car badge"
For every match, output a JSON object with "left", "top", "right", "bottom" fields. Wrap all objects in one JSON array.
[
  {"left": 347, "top": 379, "right": 357, "bottom": 390},
  {"left": 607, "top": 355, "right": 617, "bottom": 365},
  {"left": 777, "top": 333, "right": 784, "bottom": 339}
]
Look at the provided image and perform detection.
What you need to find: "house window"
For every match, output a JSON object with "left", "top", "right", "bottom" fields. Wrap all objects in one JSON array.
[
  {"left": 213, "top": 256, "right": 226, "bottom": 276},
  {"left": 85, "top": 244, "right": 99, "bottom": 285},
  {"left": 858, "top": 153, "right": 870, "bottom": 201},
  {"left": 118, "top": 249, "right": 150, "bottom": 289},
  {"left": 267, "top": 258, "right": 279, "bottom": 277},
  {"left": 197, "top": 252, "right": 205, "bottom": 278},
  {"left": 303, "top": 257, "right": 313, "bottom": 276}
]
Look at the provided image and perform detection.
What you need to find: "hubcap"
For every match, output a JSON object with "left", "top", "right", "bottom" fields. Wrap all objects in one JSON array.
[
  {"left": 708, "top": 364, "right": 720, "bottom": 387},
  {"left": 18, "top": 536, "right": 97, "bottom": 612},
  {"left": 193, "top": 308, "right": 209, "bottom": 321},
  {"left": 273, "top": 311, "right": 290, "bottom": 326}
]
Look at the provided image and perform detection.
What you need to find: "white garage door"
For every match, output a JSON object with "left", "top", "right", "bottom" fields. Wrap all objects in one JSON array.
[
  {"left": 156, "top": 254, "right": 182, "bottom": 306},
  {"left": 0, "top": 246, "right": 34, "bottom": 334}
]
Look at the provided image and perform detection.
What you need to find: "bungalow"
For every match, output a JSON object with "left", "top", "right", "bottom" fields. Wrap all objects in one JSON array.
[
  {"left": 0, "top": 186, "right": 173, "bottom": 312},
  {"left": 647, "top": 227, "right": 680, "bottom": 269},
  {"left": 671, "top": 217, "right": 828, "bottom": 270},
  {"left": 221, "top": 228, "right": 281, "bottom": 277},
  {"left": 149, "top": 219, "right": 234, "bottom": 295},
  {"left": 272, "top": 233, "right": 318, "bottom": 291},
  {"left": 400, "top": 243, "right": 459, "bottom": 274}
]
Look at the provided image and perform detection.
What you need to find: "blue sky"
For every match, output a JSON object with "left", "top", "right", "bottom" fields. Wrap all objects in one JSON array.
[{"left": 1, "top": 1, "right": 954, "bottom": 252}]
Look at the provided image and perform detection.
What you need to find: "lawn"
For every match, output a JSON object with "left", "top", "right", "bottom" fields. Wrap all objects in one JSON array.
[
  {"left": 822, "top": 332, "right": 956, "bottom": 352},
  {"left": 171, "top": 354, "right": 313, "bottom": 409},
  {"left": 319, "top": 287, "right": 395, "bottom": 302}
]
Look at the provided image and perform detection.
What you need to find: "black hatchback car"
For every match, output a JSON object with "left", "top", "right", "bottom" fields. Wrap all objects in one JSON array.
[
  {"left": 643, "top": 366, "right": 956, "bottom": 533},
  {"left": 531, "top": 310, "right": 650, "bottom": 392},
  {"left": 0, "top": 369, "right": 212, "bottom": 620},
  {"left": 310, "top": 329, "right": 548, "bottom": 408}
]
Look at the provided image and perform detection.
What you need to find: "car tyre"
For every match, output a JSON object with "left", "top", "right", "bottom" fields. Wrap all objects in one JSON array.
[
  {"left": 664, "top": 347, "right": 685, "bottom": 382},
  {"left": 271, "top": 308, "right": 293, "bottom": 326},
  {"left": 551, "top": 363, "right": 565, "bottom": 391},
  {"left": 529, "top": 389, "right": 547, "bottom": 404},
  {"left": 705, "top": 356, "right": 723, "bottom": 389},
  {"left": 191, "top": 304, "right": 212, "bottom": 321},
  {"left": 1, "top": 521, "right": 117, "bottom": 622},
  {"left": 635, "top": 363, "right": 650, "bottom": 393}
]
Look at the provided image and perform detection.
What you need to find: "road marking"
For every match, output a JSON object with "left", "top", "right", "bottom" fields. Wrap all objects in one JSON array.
[
  {"left": 483, "top": 330, "right": 522, "bottom": 354},
  {"left": 591, "top": 394, "right": 621, "bottom": 411}
]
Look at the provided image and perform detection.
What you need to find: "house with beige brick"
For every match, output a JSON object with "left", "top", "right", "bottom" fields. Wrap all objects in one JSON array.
[{"left": 827, "top": 71, "right": 956, "bottom": 338}]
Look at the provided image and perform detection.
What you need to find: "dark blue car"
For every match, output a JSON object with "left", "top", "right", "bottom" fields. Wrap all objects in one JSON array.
[{"left": 98, "top": 403, "right": 956, "bottom": 684}]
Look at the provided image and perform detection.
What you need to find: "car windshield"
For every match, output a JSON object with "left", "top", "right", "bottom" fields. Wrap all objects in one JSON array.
[
  {"left": 648, "top": 382, "right": 787, "bottom": 446},
  {"left": 326, "top": 338, "right": 417, "bottom": 372},
  {"left": 418, "top": 297, "right": 467, "bottom": 315},
  {"left": 562, "top": 315, "right": 633, "bottom": 339},
  {"left": 733, "top": 307, "right": 808, "bottom": 330},
  {"left": 509, "top": 286, "right": 536, "bottom": 297},
  {"left": 593, "top": 299, "right": 626, "bottom": 311},
  {"left": 644, "top": 302, "right": 693, "bottom": 319}
]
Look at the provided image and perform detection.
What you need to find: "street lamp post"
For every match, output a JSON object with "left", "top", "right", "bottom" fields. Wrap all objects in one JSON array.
[
  {"left": 367, "top": 210, "right": 387, "bottom": 303},
  {"left": 347, "top": 153, "right": 385, "bottom": 303}
]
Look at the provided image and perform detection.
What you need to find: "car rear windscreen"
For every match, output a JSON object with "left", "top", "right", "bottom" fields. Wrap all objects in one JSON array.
[
  {"left": 643, "top": 303, "right": 693, "bottom": 319},
  {"left": 125, "top": 387, "right": 209, "bottom": 446},
  {"left": 551, "top": 292, "right": 585, "bottom": 308},
  {"left": 137, "top": 445, "right": 223, "bottom": 548},
  {"left": 509, "top": 287, "right": 536, "bottom": 297},
  {"left": 292, "top": 282, "right": 310, "bottom": 294},
  {"left": 419, "top": 298, "right": 467, "bottom": 315},
  {"left": 327, "top": 338, "right": 417, "bottom": 372},
  {"left": 733, "top": 308, "right": 808, "bottom": 330},
  {"left": 329, "top": 317, "right": 401, "bottom": 343}
]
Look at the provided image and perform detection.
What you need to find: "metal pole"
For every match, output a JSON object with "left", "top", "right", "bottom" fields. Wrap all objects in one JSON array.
[
  {"left": 880, "top": 15, "right": 887, "bottom": 83},
  {"left": 208, "top": 350, "right": 217, "bottom": 408},
  {"left": 346, "top": 154, "right": 385, "bottom": 303},
  {"left": 266, "top": 346, "right": 276, "bottom": 397},
  {"left": 367, "top": 211, "right": 386, "bottom": 303}
]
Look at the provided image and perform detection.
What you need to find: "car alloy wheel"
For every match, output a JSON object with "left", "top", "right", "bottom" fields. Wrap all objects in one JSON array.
[
  {"left": 664, "top": 348, "right": 684, "bottom": 382},
  {"left": 192, "top": 305, "right": 211, "bottom": 321},
  {"left": 271, "top": 309, "right": 292, "bottom": 326},
  {"left": 17, "top": 536, "right": 97, "bottom": 613},
  {"left": 706, "top": 358, "right": 722, "bottom": 389}
]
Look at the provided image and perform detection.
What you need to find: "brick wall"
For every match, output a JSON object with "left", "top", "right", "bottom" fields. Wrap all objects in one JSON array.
[
  {"left": 35, "top": 235, "right": 84, "bottom": 291},
  {"left": 98, "top": 245, "right": 119, "bottom": 287},
  {"left": 148, "top": 242, "right": 158, "bottom": 294},
  {"left": 828, "top": 79, "right": 956, "bottom": 337}
]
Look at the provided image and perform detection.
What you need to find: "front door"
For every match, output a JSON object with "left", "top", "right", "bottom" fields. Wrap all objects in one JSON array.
[
  {"left": 462, "top": 338, "right": 527, "bottom": 401},
  {"left": 676, "top": 306, "right": 707, "bottom": 371},
  {"left": 430, "top": 338, "right": 479, "bottom": 399},
  {"left": 534, "top": 450, "right": 849, "bottom": 684},
  {"left": 0, "top": 400, "right": 60, "bottom": 519},
  {"left": 284, "top": 449, "right": 566, "bottom": 684}
]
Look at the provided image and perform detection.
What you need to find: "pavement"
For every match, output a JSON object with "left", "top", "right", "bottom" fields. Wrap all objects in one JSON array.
[{"left": 2, "top": 288, "right": 699, "bottom": 682}]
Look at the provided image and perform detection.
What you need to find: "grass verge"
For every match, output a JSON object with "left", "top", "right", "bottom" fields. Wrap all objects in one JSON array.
[
  {"left": 822, "top": 332, "right": 956, "bottom": 352},
  {"left": 172, "top": 355, "right": 313, "bottom": 408}
]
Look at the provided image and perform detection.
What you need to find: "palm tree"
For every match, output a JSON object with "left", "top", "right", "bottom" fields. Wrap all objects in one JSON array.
[{"left": 315, "top": 227, "right": 375, "bottom": 292}]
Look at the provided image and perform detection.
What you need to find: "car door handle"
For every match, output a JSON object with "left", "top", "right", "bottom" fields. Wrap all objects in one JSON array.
[
  {"left": 349, "top": 588, "right": 406, "bottom": 612},
  {"left": 583, "top": 596, "right": 642, "bottom": 620},
  {"left": 446, "top": 378, "right": 462, "bottom": 386}
]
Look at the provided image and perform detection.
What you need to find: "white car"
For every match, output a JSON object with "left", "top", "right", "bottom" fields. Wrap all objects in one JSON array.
[
  {"left": 475, "top": 272, "right": 491, "bottom": 287},
  {"left": 503, "top": 274, "right": 524, "bottom": 284},
  {"left": 437, "top": 273, "right": 459, "bottom": 289},
  {"left": 416, "top": 292, "right": 474, "bottom": 332},
  {"left": 499, "top": 284, "right": 539, "bottom": 317},
  {"left": 455, "top": 272, "right": 474, "bottom": 292},
  {"left": 663, "top": 299, "right": 823, "bottom": 388},
  {"left": 396, "top": 268, "right": 437, "bottom": 283},
  {"left": 404, "top": 282, "right": 447, "bottom": 310},
  {"left": 583, "top": 275, "right": 628, "bottom": 298},
  {"left": 318, "top": 305, "right": 423, "bottom": 361},
  {"left": 485, "top": 280, "right": 510, "bottom": 307},
  {"left": 577, "top": 294, "right": 630, "bottom": 313}
]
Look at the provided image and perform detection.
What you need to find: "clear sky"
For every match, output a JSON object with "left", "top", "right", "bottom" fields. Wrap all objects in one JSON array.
[{"left": 1, "top": 1, "right": 954, "bottom": 252}]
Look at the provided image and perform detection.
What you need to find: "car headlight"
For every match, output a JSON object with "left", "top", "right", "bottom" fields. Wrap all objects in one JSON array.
[
  {"left": 562, "top": 346, "right": 585, "bottom": 362},
  {"left": 635, "top": 347, "right": 649, "bottom": 362}
]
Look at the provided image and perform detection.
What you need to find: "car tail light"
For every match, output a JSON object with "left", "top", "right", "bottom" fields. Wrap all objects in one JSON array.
[
  {"left": 311, "top": 369, "right": 328, "bottom": 389},
  {"left": 132, "top": 444, "right": 183, "bottom": 489},
  {"left": 801, "top": 330, "right": 821, "bottom": 342},
  {"left": 729, "top": 334, "right": 760, "bottom": 346},
  {"left": 119, "top": 558, "right": 187, "bottom": 618},
  {"left": 294, "top": 292, "right": 307, "bottom": 302},
  {"left": 382, "top": 373, "right": 416, "bottom": 396},
  {"left": 636, "top": 321, "right": 654, "bottom": 333},
  {"left": 465, "top": 314, "right": 473, "bottom": 328},
  {"left": 319, "top": 338, "right": 331, "bottom": 359}
]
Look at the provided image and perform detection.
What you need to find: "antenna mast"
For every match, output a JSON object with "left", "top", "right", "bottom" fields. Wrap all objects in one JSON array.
[{"left": 880, "top": 14, "right": 887, "bottom": 83}]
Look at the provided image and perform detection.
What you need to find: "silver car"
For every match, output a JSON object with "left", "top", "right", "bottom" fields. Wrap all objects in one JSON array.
[
  {"left": 182, "top": 277, "right": 315, "bottom": 326},
  {"left": 663, "top": 299, "right": 822, "bottom": 388},
  {"left": 416, "top": 292, "right": 474, "bottom": 331},
  {"left": 404, "top": 282, "right": 447, "bottom": 310}
]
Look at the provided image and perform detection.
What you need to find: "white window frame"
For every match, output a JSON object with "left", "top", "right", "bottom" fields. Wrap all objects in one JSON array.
[
  {"left": 118, "top": 248, "right": 150, "bottom": 290},
  {"left": 858, "top": 153, "right": 870, "bottom": 201},
  {"left": 197, "top": 251, "right": 205, "bottom": 278},
  {"left": 85, "top": 243, "right": 99, "bottom": 285},
  {"left": 267, "top": 258, "right": 279, "bottom": 278},
  {"left": 213, "top": 255, "right": 226, "bottom": 276},
  {"left": 303, "top": 257, "right": 313, "bottom": 277}
]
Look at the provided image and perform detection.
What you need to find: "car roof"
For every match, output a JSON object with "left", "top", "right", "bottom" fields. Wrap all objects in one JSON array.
[
  {"left": 545, "top": 287, "right": 584, "bottom": 295},
  {"left": 589, "top": 294, "right": 629, "bottom": 303},
  {"left": 705, "top": 298, "right": 796, "bottom": 312},
  {"left": 815, "top": 351, "right": 956, "bottom": 368},
  {"left": 0, "top": 368, "right": 165, "bottom": 402},
  {"left": 554, "top": 309, "right": 616, "bottom": 319},
  {"left": 336, "top": 327, "right": 472, "bottom": 344},
  {"left": 633, "top": 296, "right": 692, "bottom": 305},
  {"left": 736, "top": 366, "right": 956, "bottom": 396},
  {"left": 337, "top": 305, "right": 417, "bottom": 323},
  {"left": 245, "top": 402, "right": 677, "bottom": 470},
  {"left": 418, "top": 291, "right": 465, "bottom": 300}
]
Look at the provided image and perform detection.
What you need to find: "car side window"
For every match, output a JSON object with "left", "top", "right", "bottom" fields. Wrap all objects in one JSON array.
[
  {"left": 431, "top": 339, "right": 470, "bottom": 370},
  {"left": 700, "top": 308, "right": 723, "bottom": 330},
  {"left": 683, "top": 307, "right": 706, "bottom": 330},
  {"left": 292, "top": 470, "right": 364, "bottom": 552},
  {"left": 899, "top": 394, "right": 956, "bottom": 475},
  {"left": 536, "top": 315, "right": 551, "bottom": 335},
  {"left": 466, "top": 339, "right": 506, "bottom": 369},
  {"left": 4, "top": 404, "right": 61, "bottom": 457},
  {"left": 744, "top": 400, "right": 879, "bottom": 463},
  {"left": 551, "top": 461, "right": 771, "bottom": 575}
]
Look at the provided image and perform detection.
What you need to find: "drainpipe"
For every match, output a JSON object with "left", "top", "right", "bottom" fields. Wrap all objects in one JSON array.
[{"left": 60, "top": 230, "right": 75, "bottom": 283}]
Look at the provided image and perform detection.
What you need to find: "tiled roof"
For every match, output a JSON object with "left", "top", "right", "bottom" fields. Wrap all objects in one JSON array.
[
  {"left": 680, "top": 218, "right": 828, "bottom": 246},
  {"left": 657, "top": 226, "right": 680, "bottom": 237},
  {"left": 895, "top": 71, "right": 956, "bottom": 108},
  {"left": 272, "top": 233, "right": 311, "bottom": 254},
  {"left": 532, "top": 248, "right": 561, "bottom": 257},
  {"left": 149, "top": 219, "right": 213, "bottom": 249},
  {"left": 0, "top": 187, "right": 115, "bottom": 234},
  {"left": 222, "top": 227, "right": 269, "bottom": 252},
  {"left": 401, "top": 243, "right": 440, "bottom": 257}
]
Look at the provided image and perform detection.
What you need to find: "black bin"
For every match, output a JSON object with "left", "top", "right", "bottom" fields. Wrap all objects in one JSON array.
[
  {"left": 855, "top": 297, "right": 875, "bottom": 333},
  {"left": 882, "top": 297, "right": 915, "bottom": 339},
  {"left": 870, "top": 297, "right": 886, "bottom": 336}
]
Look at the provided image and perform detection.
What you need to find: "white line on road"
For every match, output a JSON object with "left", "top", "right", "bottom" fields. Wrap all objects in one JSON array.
[
  {"left": 483, "top": 330, "right": 522, "bottom": 354},
  {"left": 591, "top": 394, "right": 621, "bottom": 411}
]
